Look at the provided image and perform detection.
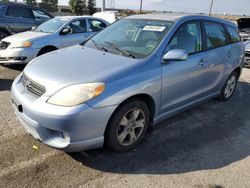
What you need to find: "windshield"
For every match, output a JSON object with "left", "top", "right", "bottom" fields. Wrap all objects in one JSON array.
[
  {"left": 35, "top": 18, "right": 69, "bottom": 33},
  {"left": 85, "top": 19, "right": 173, "bottom": 58}
]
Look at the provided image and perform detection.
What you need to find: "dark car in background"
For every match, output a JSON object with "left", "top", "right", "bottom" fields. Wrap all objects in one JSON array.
[
  {"left": 0, "top": 3, "right": 53, "bottom": 40},
  {"left": 237, "top": 17, "right": 250, "bottom": 42}
]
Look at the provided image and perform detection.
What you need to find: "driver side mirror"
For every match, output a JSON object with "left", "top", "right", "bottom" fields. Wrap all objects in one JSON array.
[
  {"left": 60, "top": 27, "right": 72, "bottom": 35},
  {"left": 162, "top": 49, "right": 188, "bottom": 62}
]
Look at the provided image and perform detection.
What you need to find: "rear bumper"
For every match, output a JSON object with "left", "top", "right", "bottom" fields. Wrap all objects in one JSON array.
[
  {"left": 0, "top": 47, "right": 39, "bottom": 64},
  {"left": 11, "top": 74, "right": 117, "bottom": 152}
]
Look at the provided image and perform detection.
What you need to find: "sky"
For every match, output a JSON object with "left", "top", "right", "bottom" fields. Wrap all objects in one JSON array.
[{"left": 58, "top": 0, "right": 250, "bottom": 16}]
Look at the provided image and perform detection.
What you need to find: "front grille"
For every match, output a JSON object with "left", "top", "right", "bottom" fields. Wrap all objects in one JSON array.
[
  {"left": 21, "top": 74, "right": 46, "bottom": 97},
  {"left": 0, "top": 41, "right": 10, "bottom": 50}
]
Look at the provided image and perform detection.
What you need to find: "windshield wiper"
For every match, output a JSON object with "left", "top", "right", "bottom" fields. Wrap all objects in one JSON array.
[
  {"left": 90, "top": 39, "right": 108, "bottom": 52},
  {"left": 104, "top": 41, "right": 136, "bottom": 58}
]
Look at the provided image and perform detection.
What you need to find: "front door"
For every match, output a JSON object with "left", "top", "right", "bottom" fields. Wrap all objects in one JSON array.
[
  {"left": 161, "top": 21, "right": 207, "bottom": 113},
  {"left": 61, "top": 19, "right": 89, "bottom": 47}
]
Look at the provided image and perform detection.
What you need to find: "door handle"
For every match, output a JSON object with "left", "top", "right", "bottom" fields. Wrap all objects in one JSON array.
[
  {"left": 227, "top": 51, "right": 232, "bottom": 57},
  {"left": 199, "top": 59, "right": 207, "bottom": 66}
]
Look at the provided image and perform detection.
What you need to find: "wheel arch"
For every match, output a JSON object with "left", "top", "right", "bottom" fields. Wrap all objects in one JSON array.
[
  {"left": 104, "top": 93, "right": 156, "bottom": 136},
  {"left": 232, "top": 66, "right": 241, "bottom": 78},
  {"left": 37, "top": 45, "right": 58, "bottom": 56},
  {"left": 0, "top": 25, "right": 11, "bottom": 34}
]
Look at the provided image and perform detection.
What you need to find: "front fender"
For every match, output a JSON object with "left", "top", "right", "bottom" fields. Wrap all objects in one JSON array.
[{"left": 86, "top": 65, "right": 162, "bottom": 116}]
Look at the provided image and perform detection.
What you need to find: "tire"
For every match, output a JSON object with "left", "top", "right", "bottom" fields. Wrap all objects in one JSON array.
[
  {"left": 37, "top": 47, "right": 56, "bottom": 56},
  {"left": 105, "top": 99, "right": 150, "bottom": 152},
  {"left": 219, "top": 71, "right": 239, "bottom": 101},
  {"left": 0, "top": 30, "right": 9, "bottom": 40}
]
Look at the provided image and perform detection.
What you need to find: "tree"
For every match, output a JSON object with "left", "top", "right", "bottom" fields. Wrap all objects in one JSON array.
[
  {"left": 0, "top": 0, "right": 9, "bottom": 3},
  {"left": 87, "top": 0, "right": 96, "bottom": 15},
  {"left": 69, "top": 0, "right": 86, "bottom": 15},
  {"left": 40, "top": 0, "right": 58, "bottom": 13},
  {"left": 24, "top": 0, "right": 37, "bottom": 6}
]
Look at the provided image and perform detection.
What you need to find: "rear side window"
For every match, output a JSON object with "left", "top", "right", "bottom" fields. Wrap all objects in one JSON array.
[
  {"left": 5, "top": 6, "right": 34, "bottom": 19},
  {"left": 204, "top": 22, "right": 227, "bottom": 49},
  {"left": 226, "top": 26, "right": 241, "bottom": 43},
  {"left": 88, "top": 19, "right": 106, "bottom": 32},
  {"left": 32, "top": 9, "right": 51, "bottom": 22}
]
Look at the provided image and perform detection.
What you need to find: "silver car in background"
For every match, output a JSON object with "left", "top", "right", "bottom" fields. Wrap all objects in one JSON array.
[
  {"left": 11, "top": 14, "right": 244, "bottom": 152},
  {"left": 0, "top": 16, "right": 109, "bottom": 64},
  {"left": 245, "top": 41, "right": 250, "bottom": 66}
]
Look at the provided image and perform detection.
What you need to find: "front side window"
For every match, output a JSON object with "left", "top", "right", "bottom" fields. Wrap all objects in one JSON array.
[
  {"left": 32, "top": 9, "right": 51, "bottom": 22},
  {"left": 85, "top": 19, "right": 173, "bottom": 59},
  {"left": 6, "top": 6, "right": 33, "bottom": 19},
  {"left": 68, "top": 20, "right": 87, "bottom": 34},
  {"left": 88, "top": 19, "right": 106, "bottom": 32},
  {"left": 35, "top": 18, "right": 69, "bottom": 33},
  {"left": 226, "top": 26, "right": 241, "bottom": 43},
  {"left": 204, "top": 22, "right": 227, "bottom": 49},
  {"left": 167, "top": 22, "right": 202, "bottom": 54}
]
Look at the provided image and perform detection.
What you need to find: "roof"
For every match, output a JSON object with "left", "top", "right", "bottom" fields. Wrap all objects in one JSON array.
[
  {"left": 126, "top": 13, "right": 185, "bottom": 22},
  {"left": 125, "top": 13, "right": 236, "bottom": 27},
  {"left": 56, "top": 16, "right": 93, "bottom": 19}
]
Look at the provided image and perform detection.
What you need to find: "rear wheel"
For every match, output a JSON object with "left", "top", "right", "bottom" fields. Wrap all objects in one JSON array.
[
  {"left": 219, "top": 72, "right": 238, "bottom": 101},
  {"left": 106, "top": 99, "right": 150, "bottom": 152}
]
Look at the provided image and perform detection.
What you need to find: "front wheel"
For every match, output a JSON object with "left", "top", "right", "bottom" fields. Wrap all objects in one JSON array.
[
  {"left": 219, "top": 72, "right": 238, "bottom": 101},
  {"left": 105, "top": 100, "right": 150, "bottom": 152}
]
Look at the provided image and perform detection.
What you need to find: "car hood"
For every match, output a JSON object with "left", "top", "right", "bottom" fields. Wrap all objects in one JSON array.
[
  {"left": 24, "top": 45, "right": 139, "bottom": 96},
  {"left": 237, "top": 18, "right": 250, "bottom": 30},
  {"left": 2, "top": 31, "right": 50, "bottom": 43}
]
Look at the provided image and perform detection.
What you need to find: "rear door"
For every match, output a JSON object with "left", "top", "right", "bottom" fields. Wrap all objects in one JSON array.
[
  {"left": 161, "top": 21, "right": 208, "bottom": 113},
  {"left": 3, "top": 5, "right": 37, "bottom": 33},
  {"left": 61, "top": 19, "right": 89, "bottom": 47},
  {"left": 201, "top": 21, "right": 229, "bottom": 94},
  {"left": 225, "top": 25, "right": 244, "bottom": 68}
]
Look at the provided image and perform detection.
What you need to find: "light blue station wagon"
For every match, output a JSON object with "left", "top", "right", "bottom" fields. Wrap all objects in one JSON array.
[{"left": 11, "top": 14, "right": 244, "bottom": 152}]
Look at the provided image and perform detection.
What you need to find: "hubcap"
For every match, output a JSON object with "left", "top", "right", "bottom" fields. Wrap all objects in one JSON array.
[
  {"left": 116, "top": 108, "right": 146, "bottom": 146},
  {"left": 224, "top": 75, "right": 236, "bottom": 98}
]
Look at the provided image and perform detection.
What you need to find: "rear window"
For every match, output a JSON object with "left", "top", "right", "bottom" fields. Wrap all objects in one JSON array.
[
  {"left": 226, "top": 26, "right": 241, "bottom": 43},
  {"left": 5, "top": 6, "right": 34, "bottom": 19},
  {"left": 204, "top": 22, "right": 227, "bottom": 49}
]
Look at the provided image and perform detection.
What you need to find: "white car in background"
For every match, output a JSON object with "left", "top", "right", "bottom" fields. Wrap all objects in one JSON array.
[
  {"left": 0, "top": 16, "right": 109, "bottom": 64},
  {"left": 93, "top": 11, "right": 118, "bottom": 23}
]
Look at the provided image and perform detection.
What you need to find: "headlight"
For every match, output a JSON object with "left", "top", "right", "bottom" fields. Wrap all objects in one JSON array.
[
  {"left": 47, "top": 83, "right": 105, "bottom": 106},
  {"left": 11, "top": 41, "right": 32, "bottom": 48}
]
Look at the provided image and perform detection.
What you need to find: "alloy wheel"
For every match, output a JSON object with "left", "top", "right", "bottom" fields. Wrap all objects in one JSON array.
[{"left": 116, "top": 108, "right": 146, "bottom": 146}]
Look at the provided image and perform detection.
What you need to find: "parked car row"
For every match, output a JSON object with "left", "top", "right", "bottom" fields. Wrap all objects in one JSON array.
[
  {"left": 0, "top": 16, "right": 109, "bottom": 64},
  {"left": 10, "top": 14, "right": 245, "bottom": 152},
  {"left": 0, "top": 2, "right": 52, "bottom": 40}
]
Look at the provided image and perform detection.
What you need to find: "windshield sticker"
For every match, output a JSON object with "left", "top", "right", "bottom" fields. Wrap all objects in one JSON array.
[{"left": 142, "top": 26, "right": 166, "bottom": 32}]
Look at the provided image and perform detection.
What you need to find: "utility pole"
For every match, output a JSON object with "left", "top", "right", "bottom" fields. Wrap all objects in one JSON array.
[
  {"left": 140, "top": 0, "right": 143, "bottom": 14},
  {"left": 209, "top": 0, "right": 214, "bottom": 16},
  {"left": 102, "top": 0, "right": 106, "bottom": 11}
]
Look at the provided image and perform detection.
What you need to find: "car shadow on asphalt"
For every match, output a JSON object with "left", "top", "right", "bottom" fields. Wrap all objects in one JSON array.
[
  {"left": 69, "top": 81, "right": 250, "bottom": 175},
  {"left": 2, "top": 64, "right": 26, "bottom": 71},
  {"left": 0, "top": 79, "right": 14, "bottom": 91},
  {"left": 0, "top": 65, "right": 25, "bottom": 91}
]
